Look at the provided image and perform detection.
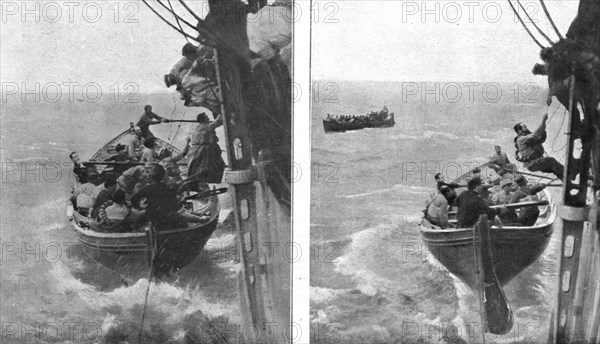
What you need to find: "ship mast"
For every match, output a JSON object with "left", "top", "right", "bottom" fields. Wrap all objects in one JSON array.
[
  {"left": 140, "top": 0, "right": 292, "bottom": 341},
  {"left": 544, "top": 0, "right": 600, "bottom": 341}
]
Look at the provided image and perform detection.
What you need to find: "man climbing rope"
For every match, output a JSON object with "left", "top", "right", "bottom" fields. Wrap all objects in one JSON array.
[{"left": 514, "top": 113, "right": 565, "bottom": 180}]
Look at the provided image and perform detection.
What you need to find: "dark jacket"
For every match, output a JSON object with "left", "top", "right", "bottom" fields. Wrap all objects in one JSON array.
[
  {"left": 456, "top": 190, "right": 500, "bottom": 228},
  {"left": 130, "top": 182, "right": 178, "bottom": 224}
]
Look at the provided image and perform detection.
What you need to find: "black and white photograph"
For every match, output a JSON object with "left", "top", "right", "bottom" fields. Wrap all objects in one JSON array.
[
  {"left": 310, "top": 1, "right": 599, "bottom": 343},
  {"left": 1, "top": 0, "right": 292, "bottom": 343}
]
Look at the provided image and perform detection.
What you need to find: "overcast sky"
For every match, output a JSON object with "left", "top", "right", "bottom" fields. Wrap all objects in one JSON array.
[
  {"left": 1, "top": 1, "right": 210, "bottom": 93},
  {"left": 0, "top": 0, "right": 581, "bottom": 92},
  {"left": 311, "top": 0, "right": 580, "bottom": 82}
]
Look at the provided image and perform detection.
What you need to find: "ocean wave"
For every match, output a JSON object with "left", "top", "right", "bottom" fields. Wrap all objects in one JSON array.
[
  {"left": 423, "top": 130, "right": 461, "bottom": 141},
  {"left": 3, "top": 156, "right": 52, "bottom": 163},
  {"left": 310, "top": 286, "right": 348, "bottom": 303},
  {"left": 334, "top": 224, "right": 413, "bottom": 296},
  {"left": 342, "top": 184, "right": 432, "bottom": 199}
]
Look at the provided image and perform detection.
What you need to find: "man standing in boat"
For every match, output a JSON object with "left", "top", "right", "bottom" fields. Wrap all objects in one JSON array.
[
  {"left": 514, "top": 114, "right": 564, "bottom": 180},
  {"left": 136, "top": 105, "right": 169, "bottom": 139},
  {"left": 186, "top": 113, "right": 226, "bottom": 191}
]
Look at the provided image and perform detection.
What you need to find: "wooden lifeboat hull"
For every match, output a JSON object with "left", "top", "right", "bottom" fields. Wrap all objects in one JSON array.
[{"left": 420, "top": 189, "right": 556, "bottom": 289}]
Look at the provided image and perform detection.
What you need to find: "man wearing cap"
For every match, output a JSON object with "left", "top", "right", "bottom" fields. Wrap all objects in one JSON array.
[
  {"left": 514, "top": 113, "right": 564, "bottom": 180},
  {"left": 456, "top": 177, "right": 506, "bottom": 228},
  {"left": 127, "top": 126, "right": 144, "bottom": 160},
  {"left": 488, "top": 145, "right": 517, "bottom": 176},
  {"left": 136, "top": 105, "right": 169, "bottom": 139},
  {"left": 492, "top": 179, "right": 515, "bottom": 205}
]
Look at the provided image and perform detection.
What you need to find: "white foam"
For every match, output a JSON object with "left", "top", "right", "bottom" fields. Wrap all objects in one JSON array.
[
  {"left": 423, "top": 130, "right": 460, "bottom": 141},
  {"left": 310, "top": 286, "right": 347, "bottom": 303},
  {"left": 334, "top": 225, "right": 398, "bottom": 296}
]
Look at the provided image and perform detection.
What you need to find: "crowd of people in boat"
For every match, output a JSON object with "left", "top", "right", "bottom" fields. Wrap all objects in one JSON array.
[
  {"left": 324, "top": 106, "right": 390, "bottom": 123},
  {"left": 425, "top": 113, "right": 566, "bottom": 229},
  {"left": 69, "top": 105, "right": 225, "bottom": 233}
]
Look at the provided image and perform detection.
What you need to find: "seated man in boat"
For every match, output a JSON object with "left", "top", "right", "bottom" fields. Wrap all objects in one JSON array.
[
  {"left": 136, "top": 105, "right": 169, "bottom": 139},
  {"left": 435, "top": 173, "right": 464, "bottom": 191},
  {"left": 105, "top": 144, "right": 137, "bottom": 176},
  {"left": 510, "top": 175, "right": 547, "bottom": 226},
  {"left": 488, "top": 145, "right": 517, "bottom": 176},
  {"left": 514, "top": 113, "right": 564, "bottom": 180},
  {"left": 91, "top": 176, "right": 117, "bottom": 219},
  {"left": 131, "top": 164, "right": 206, "bottom": 228},
  {"left": 492, "top": 179, "right": 515, "bottom": 205},
  {"left": 71, "top": 173, "right": 100, "bottom": 216},
  {"left": 491, "top": 179, "right": 519, "bottom": 224},
  {"left": 140, "top": 137, "right": 158, "bottom": 163},
  {"left": 117, "top": 163, "right": 154, "bottom": 198},
  {"left": 161, "top": 137, "right": 190, "bottom": 190},
  {"left": 89, "top": 190, "right": 144, "bottom": 232},
  {"left": 434, "top": 172, "right": 464, "bottom": 205},
  {"left": 127, "top": 126, "right": 144, "bottom": 160},
  {"left": 69, "top": 151, "right": 91, "bottom": 183},
  {"left": 456, "top": 177, "right": 506, "bottom": 228},
  {"left": 426, "top": 186, "right": 453, "bottom": 228}
]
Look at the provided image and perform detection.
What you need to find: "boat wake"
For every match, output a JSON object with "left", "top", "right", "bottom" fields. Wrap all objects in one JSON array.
[
  {"left": 342, "top": 185, "right": 431, "bottom": 199},
  {"left": 311, "top": 221, "right": 460, "bottom": 342}
]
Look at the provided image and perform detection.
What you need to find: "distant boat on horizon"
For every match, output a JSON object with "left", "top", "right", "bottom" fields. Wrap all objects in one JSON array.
[{"left": 323, "top": 107, "right": 395, "bottom": 133}]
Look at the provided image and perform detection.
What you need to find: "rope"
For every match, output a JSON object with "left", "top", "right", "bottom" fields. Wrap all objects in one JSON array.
[
  {"left": 177, "top": 0, "right": 202, "bottom": 22},
  {"left": 167, "top": 93, "right": 178, "bottom": 142},
  {"left": 166, "top": 0, "right": 190, "bottom": 43},
  {"left": 156, "top": 0, "right": 197, "bottom": 30},
  {"left": 507, "top": 0, "right": 545, "bottom": 49},
  {"left": 539, "top": 0, "right": 564, "bottom": 40},
  {"left": 170, "top": 108, "right": 188, "bottom": 148},
  {"left": 516, "top": 0, "right": 554, "bottom": 45},
  {"left": 138, "top": 225, "right": 158, "bottom": 341},
  {"left": 141, "top": 0, "right": 201, "bottom": 43},
  {"left": 551, "top": 108, "right": 568, "bottom": 152}
]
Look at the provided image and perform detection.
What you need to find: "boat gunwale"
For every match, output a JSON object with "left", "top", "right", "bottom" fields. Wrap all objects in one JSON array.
[
  {"left": 68, "top": 127, "right": 219, "bottom": 241},
  {"left": 420, "top": 186, "right": 557, "bottom": 236},
  {"left": 68, "top": 201, "right": 220, "bottom": 240}
]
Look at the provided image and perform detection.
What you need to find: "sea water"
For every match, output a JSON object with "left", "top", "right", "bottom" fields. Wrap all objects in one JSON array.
[
  {"left": 311, "top": 80, "right": 567, "bottom": 344},
  {"left": 0, "top": 94, "right": 241, "bottom": 343}
]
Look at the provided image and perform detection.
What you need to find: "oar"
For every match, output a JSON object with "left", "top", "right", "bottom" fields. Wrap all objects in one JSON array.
[
  {"left": 82, "top": 161, "right": 187, "bottom": 166},
  {"left": 181, "top": 187, "right": 228, "bottom": 202},
  {"left": 448, "top": 200, "right": 549, "bottom": 215},
  {"left": 490, "top": 165, "right": 555, "bottom": 180},
  {"left": 149, "top": 120, "right": 197, "bottom": 125},
  {"left": 491, "top": 200, "right": 549, "bottom": 209},
  {"left": 449, "top": 162, "right": 490, "bottom": 184}
]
